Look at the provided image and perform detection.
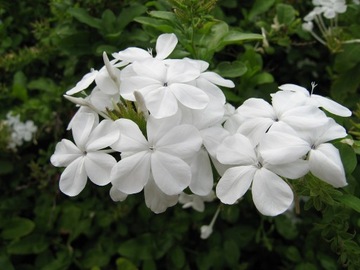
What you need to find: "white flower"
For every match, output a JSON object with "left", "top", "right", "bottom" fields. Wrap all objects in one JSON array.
[
  {"left": 234, "top": 91, "right": 328, "bottom": 145},
  {"left": 302, "top": 21, "right": 314, "bottom": 32},
  {"left": 263, "top": 118, "right": 348, "bottom": 188},
  {"left": 110, "top": 116, "right": 202, "bottom": 196},
  {"left": 313, "top": 0, "right": 347, "bottom": 19},
  {"left": 216, "top": 133, "right": 309, "bottom": 216},
  {"left": 179, "top": 191, "right": 216, "bottom": 212},
  {"left": 120, "top": 58, "right": 209, "bottom": 118},
  {"left": 112, "top": 33, "right": 178, "bottom": 63},
  {"left": 50, "top": 113, "right": 119, "bottom": 196},
  {"left": 278, "top": 83, "right": 352, "bottom": 117}
]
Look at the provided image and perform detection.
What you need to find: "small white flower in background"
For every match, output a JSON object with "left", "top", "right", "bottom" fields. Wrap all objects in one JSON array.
[
  {"left": 200, "top": 206, "right": 221, "bottom": 239},
  {"left": 5, "top": 112, "right": 37, "bottom": 150},
  {"left": 313, "top": 0, "right": 347, "bottom": 19},
  {"left": 179, "top": 191, "right": 216, "bottom": 212}
]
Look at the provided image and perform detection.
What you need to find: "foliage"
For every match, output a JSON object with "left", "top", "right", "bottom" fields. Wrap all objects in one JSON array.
[{"left": 0, "top": 0, "right": 359, "bottom": 269}]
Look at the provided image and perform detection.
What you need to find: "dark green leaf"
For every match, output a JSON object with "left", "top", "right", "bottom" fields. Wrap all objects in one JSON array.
[
  {"left": 276, "top": 4, "right": 296, "bottom": 25},
  {"left": 216, "top": 61, "right": 248, "bottom": 78},
  {"left": 248, "top": 0, "right": 276, "bottom": 20},
  {"left": 7, "top": 234, "right": 48, "bottom": 254},
  {"left": 12, "top": 71, "right": 28, "bottom": 101},
  {"left": 68, "top": 8, "right": 101, "bottom": 29},
  {"left": 333, "top": 141, "right": 357, "bottom": 174},
  {"left": 220, "top": 31, "right": 263, "bottom": 48},
  {"left": 116, "top": 258, "right": 137, "bottom": 270},
  {"left": 1, "top": 217, "right": 35, "bottom": 240},
  {"left": 335, "top": 194, "right": 360, "bottom": 213}
]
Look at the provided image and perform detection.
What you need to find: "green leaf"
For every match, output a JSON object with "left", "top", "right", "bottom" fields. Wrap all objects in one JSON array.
[
  {"left": 28, "top": 78, "right": 57, "bottom": 92},
  {"left": 333, "top": 141, "right": 357, "bottom": 174},
  {"left": 118, "top": 234, "right": 154, "bottom": 260},
  {"left": 68, "top": 8, "right": 101, "bottom": 29},
  {"left": 101, "top": 9, "right": 116, "bottom": 33},
  {"left": 252, "top": 72, "right": 274, "bottom": 85},
  {"left": 12, "top": 71, "right": 28, "bottom": 101},
  {"left": 116, "top": 258, "right": 137, "bottom": 270},
  {"left": 224, "top": 240, "right": 240, "bottom": 266},
  {"left": 335, "top": 194, "right": 360, "bottom": 213},
  {"left": 248, "top": 0, "right": 276, "bottom": 20},
  {"left": 1, "top": 217, "right": 35, "bottom": 240},
  {"left": 7, "top": 234, "right": 48, "bottom": 254},
  {"left": 334, "top": 44, "right": 360, "bottom": 72},
  {"left": 134, "top": 17, "right": 174, "bottom": 32},
  {"left": 117, "top": 4, "right": 148, "bottom": 29},
  {"left": 216, "top": 61, "right": 247, "bottom": 78},
  {"left": 149, "top": 11, "right": 177, "bottom": 22},
  {"left": 219, "top": 31, "right": 263, "bottom": 48},
  {"left": 274, "top": 215, "right": 298, "bottom": 240},
  {"left": 169, "top": 246, "right": 185, "bottom": 269},
  {"left": 276, "top": 4, "right": 296, "bottom": 25},
  {"left": 223, "top": 89, "right": 242, "bottom": 103}
]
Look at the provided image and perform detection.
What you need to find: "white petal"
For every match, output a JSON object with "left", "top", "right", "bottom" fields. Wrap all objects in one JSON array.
[
  {"left": 85, "top": 152, "right": 117, "bottom": 186},
  {"left": 111, "top": 118, "right": 148, "bottom": 152},
  {"left": 71, "top": 113, "right": 97, "bottom": 149},
  {"left": 132, "top": 59, "right": 167, "bottom": 82},
  {"left": 217, "top": 133, "right": 257, "bottom": 165},
  {"left": 278, "top": 83, "right": 309, "bottom": 96},
  {"left": 189, "top": 149, "right": 213, "bottom": 196},
  {"left": 156, "top": 124, "right": 202, "bottom": 160},
  {"left": 315, "top": 118, "right": 347, "bottom": 145},
  {"left": 114, "top": 47, "right": 151, "bottom": 62},
  {"left": 155, "top": 33, "right": 178, "bottom": 60},
  {"left": 167, "top": 61, "right": 200, "bottom": 83},
  {"left": 144, "top": 176, "right": 178, "bottom": 213},
  {"left": 265, "top": 159, "right": 309, "bottom": 179},
  {"left": 144, "top": 87, "right": 178, "bottom": 118},
  {"left": 109, "top": 186, "right": 128, "bottom": 201},
  {"left": 252, "top": 168, "right": 294, "bottom": 216},
  {"left": 311, "top": 94, "right": 352, "bottom": 117},
  {"left": 237, "top": 98, "right": 276, "bottom": 119},
  {"left": 200, "top": 71, "right": 235, "bottom": 88},
  {"left": 259, "top": 131, "right": 310, "bottom": 164},
  {"left": 66, "top": 69, "right": 98, "bottom": 95},
  {"left": 281, "top": 105, "right": 328, "bottom": 130},
  {"left": 237, "top": 117, "right": 274, "bottom": 146},
  {"left": 216, "top": 166, "right": 256, "bottom": 204},
  {"left": 59, "top": 157, "right": 87, "bottom": 196},
  {"left": 146, "top": 114, "right": 181, "bottom": 144},
  {"left": 196, "top": 78, "right": 226, "bottom": 105},
  {"left": 309, "top": 143, "right": 347, "bottom": 187},
  {"left": 170, "top": 83, "right": 209, "bottom": 110},
  {"left": 95, "top": 68, "right": 120, "bottom": 95},
  {"left": 50, "top": 139, "right": 82, "bottom": 167},
  {"left": 86, "top": 120, "right": 120, "bottom": 151},
  {"left": 201, "top": 126, "right": 229, "bottom": 157},
  {"left": 151, "top": 151, "right": 191, "bottom": 195},
  {"left": 110, "top": 151, "right": 151, "bottom": 194},
  {"left": 272, "top": 91, "right": 307, "bottom": 116}
]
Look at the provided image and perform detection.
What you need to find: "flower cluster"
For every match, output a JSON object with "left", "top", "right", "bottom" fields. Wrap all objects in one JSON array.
[
  {"left": 51, "top": 33, "right": 351, "bottom": 218},
  {"left": 2, "top": 113, "right": 37, "bottom": 150},
  {"left": 302, "top": 0, "right": 360, "bottom": 51}
]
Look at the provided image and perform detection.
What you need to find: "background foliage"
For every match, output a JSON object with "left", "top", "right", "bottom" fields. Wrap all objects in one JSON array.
[{"left": 1, "top": 0, "right": 360, "bottom": 269}]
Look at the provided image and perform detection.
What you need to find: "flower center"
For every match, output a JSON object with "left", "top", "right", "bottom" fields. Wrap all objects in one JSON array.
[{"left": 163, "top": 82, "right": 168, "bottom": 87}]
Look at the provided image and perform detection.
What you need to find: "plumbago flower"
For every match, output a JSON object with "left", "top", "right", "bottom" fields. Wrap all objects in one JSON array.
[
  {"left": 219, "top": 84, "right": 350, "bottom": 216},
  {"left": 51, "top": 30, "right": 352, "bottom": 232},
  {"left": 51, "top": 113, "right": 119, "bottom": 196}
]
